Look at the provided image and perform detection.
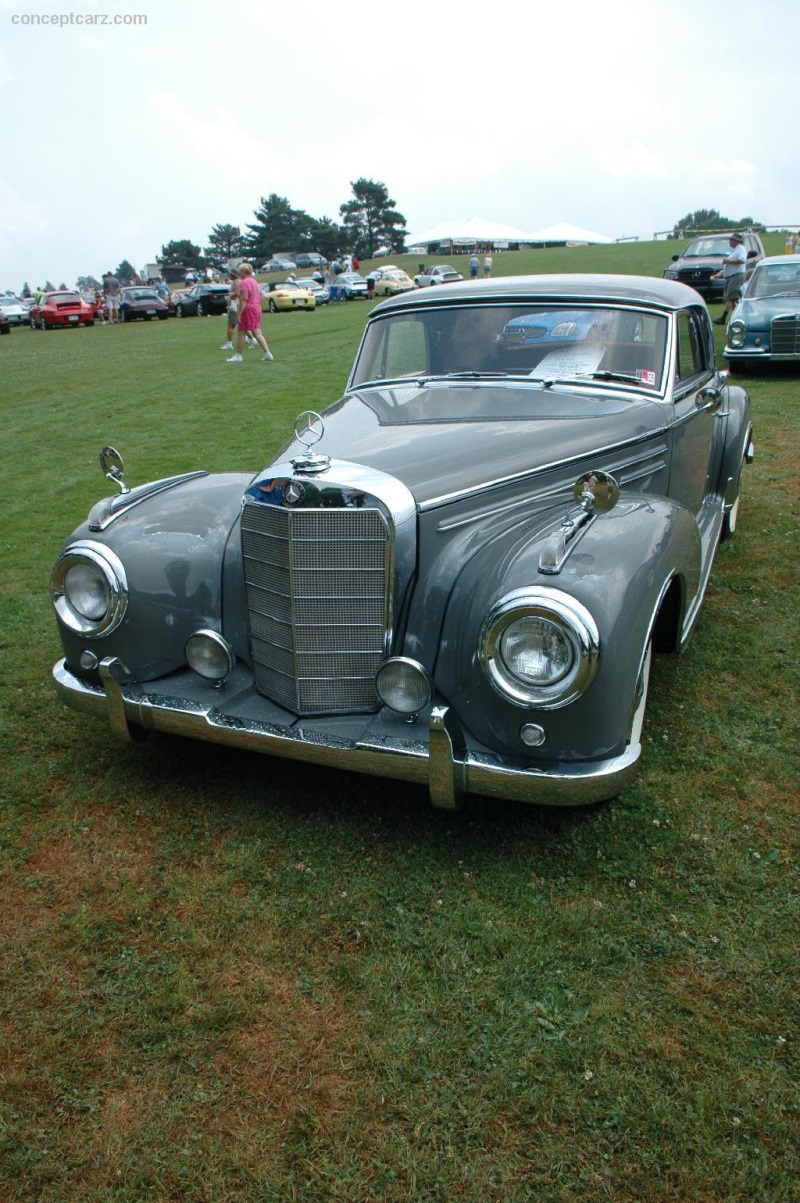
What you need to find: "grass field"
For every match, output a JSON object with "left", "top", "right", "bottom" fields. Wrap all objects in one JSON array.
[{"left": 1, "top": 240, "right": 798, "bottom": 1202}]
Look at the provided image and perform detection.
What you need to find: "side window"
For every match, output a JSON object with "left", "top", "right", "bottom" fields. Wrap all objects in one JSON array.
[{"left": 675, "top": 310, "right": 706, "bottom": 382}]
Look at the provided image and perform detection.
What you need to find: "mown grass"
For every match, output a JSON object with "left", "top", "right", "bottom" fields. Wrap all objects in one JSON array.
[{"left": 1, "top": 242, "right": 797, "bottom": 1202}]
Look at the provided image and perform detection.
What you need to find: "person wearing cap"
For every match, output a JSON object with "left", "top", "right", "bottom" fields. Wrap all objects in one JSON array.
[{"left": 712, "top": 233, "right": 747, "bottom": 325}]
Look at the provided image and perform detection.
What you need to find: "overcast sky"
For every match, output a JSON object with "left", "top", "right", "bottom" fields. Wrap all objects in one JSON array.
[{"left": 1, "top": 0, "right": 797, "bottom": 289}]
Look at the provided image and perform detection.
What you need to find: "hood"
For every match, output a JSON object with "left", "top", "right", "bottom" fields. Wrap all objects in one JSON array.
[
  {"left": 271, "top": 385, "right": 665, "bottom": 508},
  {"left": 742, "top": 295, "right": 800, "bottom": 318}
]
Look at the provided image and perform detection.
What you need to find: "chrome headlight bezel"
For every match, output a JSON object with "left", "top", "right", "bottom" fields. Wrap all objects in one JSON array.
[
  {"left": 479, "top": 587, "right": 600, "bottom": 709},
  {"left": 727, "top": 319, "right": 747, "bottom": 348},
  {"left": 51, "top": 540, "right": 128, "bottom": 638}
]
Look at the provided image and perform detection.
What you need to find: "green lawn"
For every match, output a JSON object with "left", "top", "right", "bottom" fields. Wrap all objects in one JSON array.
[{"left": 1, "top": 243, "right": 797, "bottom": 1202}]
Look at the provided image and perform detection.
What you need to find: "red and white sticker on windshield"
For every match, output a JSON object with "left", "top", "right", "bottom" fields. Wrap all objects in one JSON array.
[{"left": 637, "top": 369, "right": 656, "bottom": 386}]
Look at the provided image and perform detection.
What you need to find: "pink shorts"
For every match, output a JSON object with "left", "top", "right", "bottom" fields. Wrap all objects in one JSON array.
[{"left": 238, "top": 305, "right": 261, "bottom": 333}]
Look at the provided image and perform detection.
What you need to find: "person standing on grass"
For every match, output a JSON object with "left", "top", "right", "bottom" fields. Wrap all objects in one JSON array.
[
  {"left": 220, "top": 268, "right": 257, "bottom": 352},
  {"left": 104, "top": 271, "right": 121, "bottom": 324},
  {"left": 226, "top": 262, "right": 273, "bottom": 362},
  {"left": 712, "top": 232, "right": 747, "bottom": 325}
]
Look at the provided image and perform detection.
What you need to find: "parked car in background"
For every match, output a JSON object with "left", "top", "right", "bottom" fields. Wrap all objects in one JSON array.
[
  {"left": 372, "top": 267, "right": 417, "bottom": 297},
  {"left": 0, "top": 295, "right": 26, "bottom": 325},
  {"left": 414, "top": 264, "right": 464, "bottom": 287},
  {"left": 50, "top": 275, "right": 752, "bottom": 811},
  {"left": 174, "top": 284, "right": 230, "bottom": 317},
  {"left": 260, "top": 280, "right": 315, "bottom": 312},
  {"left": 724, "top": 254, "right": 800, "bottom": 373},
  {"left": 294, "top": 253, "right": 328, "bottom": 269},
  {"left": 663, "top": 231, "right": 765, "bottom": 301},
  {"left": 296, "top": 278, "right": 330, "bottom": 305},
  {"left": 337, "top": 272, "right": 369, "bottom": 300},
  {"left": 119, "top": 287, "right": 171, "bottom": 322},
  {"left": 260, "top": 259, "right": 297, "bottom": 273},
  {"left": 29, "top": 291, "right": 95, "bottom": 329}
]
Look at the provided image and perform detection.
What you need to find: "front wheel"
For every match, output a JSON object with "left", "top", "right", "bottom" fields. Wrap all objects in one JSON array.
[
  {"left": 176, "top": 306, "right": 184, "bottom": 318},
  {"left": 30, "top": 317, "right": 37, "bottom": 330},
  {"left": 269, "top": 300, "right": 278, "bottom": 313},
  {"left": 40, "top": 316, "right": 48, "bottom": 331},
  {"left": 197, "top": 302, "right": 205, "bottom": 316}
]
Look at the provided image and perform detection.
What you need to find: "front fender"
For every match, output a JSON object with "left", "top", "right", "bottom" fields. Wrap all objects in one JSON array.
[
  {"left": 54, "top": 473, "right": 252, "bottom": 683},
  {"left": 717, "top": 381, "right": 753, "bottom": 505},
  {"left": 434, "top": 496, "right": 700, "bottom": 762}
]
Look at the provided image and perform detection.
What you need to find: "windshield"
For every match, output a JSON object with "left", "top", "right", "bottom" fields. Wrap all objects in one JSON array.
[
  {"left": 351, "top": 302, "right": 668, "bottom": 395},
  {"left": 683, "top": 237, "right": 734, "bottom": 258},
  {"left": 746, "top": 263, "right": 800, "bottom": 298}
]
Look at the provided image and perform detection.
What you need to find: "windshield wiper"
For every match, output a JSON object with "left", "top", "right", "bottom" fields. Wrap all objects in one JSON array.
[
  {"left": 528, "top": 370, "right": 643, "bottom": 389},
  {"left": 434, "top": 371, "right": 512, "bottom": 380},
  {"left": 588, "top": 369, "right": 643, "bottom": 384}
]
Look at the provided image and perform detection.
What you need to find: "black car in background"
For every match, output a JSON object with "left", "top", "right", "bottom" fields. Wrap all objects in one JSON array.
[
  {"left": 119, "top": 287, "right": 170, "bottom": 322},
  {"left": 174, "top": 284, "right": 230, "bottom": 317},
  {"left": 664, "top": 231, "right": 765, "bottom": 301}
]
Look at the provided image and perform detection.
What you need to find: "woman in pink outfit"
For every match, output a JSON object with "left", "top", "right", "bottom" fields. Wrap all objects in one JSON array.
[{"left": 226, "top": 263, "right": 273, "bottom": 362}]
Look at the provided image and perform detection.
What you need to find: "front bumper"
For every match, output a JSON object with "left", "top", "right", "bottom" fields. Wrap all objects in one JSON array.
[{"left": 53, "top": 657, "right": 641, "bottom": 810}]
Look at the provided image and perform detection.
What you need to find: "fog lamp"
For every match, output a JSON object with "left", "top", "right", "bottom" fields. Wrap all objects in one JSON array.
[
  {"left": 375, "top": 657, "right": 432, "bottom": 715},
  {"left": 185, "top": 630, "right": 235, "bottom": 682}
]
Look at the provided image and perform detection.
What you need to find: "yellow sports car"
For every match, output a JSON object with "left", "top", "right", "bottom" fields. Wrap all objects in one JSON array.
[
  {"left": 372, "top": 267, "right": 417, "bottom": 297},
  {"left": 260, "top": 280, "right": 316, "bottom": 313}
]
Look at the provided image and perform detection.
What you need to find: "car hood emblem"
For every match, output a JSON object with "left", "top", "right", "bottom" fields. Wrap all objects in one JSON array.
[
  {"left": 285, "top": 481, "right": 305, "bottom": 504},
  {"left": 292, "top": 410, "right": 330, "bottom": 474},
  {"left": 295, "top": 410, "right": 324, "bottom": 448}
]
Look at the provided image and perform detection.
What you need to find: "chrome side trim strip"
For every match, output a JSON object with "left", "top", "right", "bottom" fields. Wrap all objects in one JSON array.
[{"left": 419, "top": 432, "right": 670, "bottom": 512}]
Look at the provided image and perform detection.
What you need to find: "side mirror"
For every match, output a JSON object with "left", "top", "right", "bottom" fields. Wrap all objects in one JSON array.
[
  {"left": 100, "top": 446, "right": 129, "bottom": 495},
  {"left": 573, "top": 471, "right": 620, "bottom": 513}
]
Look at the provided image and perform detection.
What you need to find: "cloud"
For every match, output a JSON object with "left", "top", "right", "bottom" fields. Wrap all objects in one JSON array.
[
  {"left": 148, "top": 87, "right": 284, "bottom": 188},
  {"left": 589, "top": 141, "right": 670, "bottom": 179}
]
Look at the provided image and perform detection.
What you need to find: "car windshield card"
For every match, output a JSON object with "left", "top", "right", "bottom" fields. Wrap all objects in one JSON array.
[{"left": 534, "top": 346, "right": 605, "bottom": 376}]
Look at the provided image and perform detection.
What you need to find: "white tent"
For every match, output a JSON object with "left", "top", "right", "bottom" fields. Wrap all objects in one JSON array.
[
  {"left": 524, "top": 222, "right": 614, "bottom": 245},
  {"left": 407, "top": 218, "right": 615, "bottom": 248},
  {"left": 407, "top": 217, "right": 541, "bottom": 245}
]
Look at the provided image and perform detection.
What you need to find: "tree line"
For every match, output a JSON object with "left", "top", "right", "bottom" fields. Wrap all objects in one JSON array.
[{"left": 161, "top": 178, "right": 408, "bottom": 272}]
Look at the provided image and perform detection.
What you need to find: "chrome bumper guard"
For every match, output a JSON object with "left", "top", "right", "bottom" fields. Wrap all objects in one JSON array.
[{"left": 53, "top": 658, "right": 641, "bottom": 810}]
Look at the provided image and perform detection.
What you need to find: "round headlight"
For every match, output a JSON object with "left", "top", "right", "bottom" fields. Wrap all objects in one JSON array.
[
  {"left": 500, "top": 615, "right": 574, "bottom": 685},
  {"left": 64, "top": 562, "right": 110, "bottom": 620},
  {"left": 375, "top": 657, "right": 432, "bottom": 715},
  {"left": 51, "top": 541, "right": 128, "bottom": 637},
  {"left": 727, "top": 320, "right": 746, "bottom": 348},
  {"left": 185, "top": 630, "right": 235, "bottom": 682},
  {"left": 480, "top": 588, "right": 600, "bottom": 709}
]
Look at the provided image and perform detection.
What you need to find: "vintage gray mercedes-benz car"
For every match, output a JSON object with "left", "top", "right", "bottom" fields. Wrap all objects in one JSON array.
[{"left": 51, "top": 275, "right": 753, "bottom": 809}]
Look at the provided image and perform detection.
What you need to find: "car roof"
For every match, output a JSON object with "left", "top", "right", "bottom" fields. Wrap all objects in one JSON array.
[
  {"left": 751, "top": 254, "right": 798, "bottom": 268},
  {"left": 377, "top": 274, "right": 704, "bottom": 312}
]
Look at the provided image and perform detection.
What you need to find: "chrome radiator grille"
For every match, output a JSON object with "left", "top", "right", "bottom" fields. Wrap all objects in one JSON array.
[
  {"left": 240, "top": 502, "right": 390, "bottom": 714},
  {"left": 771, "top": 316, "right": 800, "bottom": 356}
]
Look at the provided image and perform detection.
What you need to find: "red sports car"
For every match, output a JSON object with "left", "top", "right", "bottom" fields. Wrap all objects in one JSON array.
[{"left": 29, "top": 291, "right": 96, "bottom": 330}]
